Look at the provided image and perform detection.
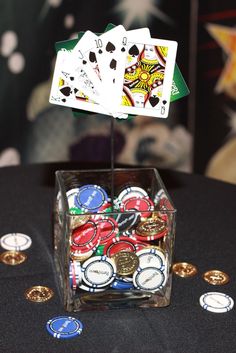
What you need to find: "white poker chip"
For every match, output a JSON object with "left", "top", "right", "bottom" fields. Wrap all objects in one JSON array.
[
  {"left": 0, "top": 232, "right": 32, "bottom": 251},
  {"left": 66, "top": 188, "right": 80, "bottom": 209},
  {"left": 117, "top": 186, "right": 148, "bottom": 203},
  {"left": 81, "top": 255, "right": 116, "bottom": 288},
  {"left": 79, "top": 284, "right": 108, "bottom": 293},
  {"left": 133, "top": 266, "right": 166, "bottom": 292},
  {"left": 136, "top": 248, "right": 165, "bottom": 271},
  {"left": 199, "top": 292, "right": 234, "bottom": 313}
]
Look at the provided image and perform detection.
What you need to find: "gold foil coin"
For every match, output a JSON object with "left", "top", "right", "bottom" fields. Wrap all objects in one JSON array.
[
  {"left": 24, "top": 286, "right": 54, "bottom": 302},
  {"left": 112, "top": 251, "right": 139, "bottom": 276},
  {"left": 202, "top": 270, "right": 229, "bottom": 285},
  {"left": 172, "top": 262, "right": 198, "bottom": 278},
  {"left": 136, "top": 218, "right": 166, "bottom": 236},
  {"left": 0, "top": 250, "right": 27, "bottom": 265}
]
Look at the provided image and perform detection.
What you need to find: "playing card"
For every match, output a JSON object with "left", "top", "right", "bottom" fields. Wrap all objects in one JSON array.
[
  {"left": 118, "top": 38, "right": 177, "bottom": 118},
  {"left": 49, "top": 49, "right": 111, "bottom": 115},
  {"left": 171, "top": 63, "right": 189, "bottom": 102},
  {"left": 83, "top": 25, "right": 128, "bottom": 116}
]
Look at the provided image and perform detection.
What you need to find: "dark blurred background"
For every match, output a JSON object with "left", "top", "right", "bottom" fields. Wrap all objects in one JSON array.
[{"left": 0, "top": 0, "right": 236, "bottom": 184}]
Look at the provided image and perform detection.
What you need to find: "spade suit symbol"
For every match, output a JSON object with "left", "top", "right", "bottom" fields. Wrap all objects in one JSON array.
[
  {"left": 129, "top": 45, "right": 139, "bottom": 57},
  {"left": 149, "top": 96, "right": 159, "bottom": 107},
  {"left": 106, "top": 41, "right": 116, "bottom": 53},
  {"left": 110, "top": 59, "right": 117, "bottom": 70},
  {"left": 60, "top": 86, "right": 72, "bottom": 97}
]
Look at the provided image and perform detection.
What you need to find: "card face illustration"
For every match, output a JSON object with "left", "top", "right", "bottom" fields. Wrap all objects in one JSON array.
[{"left": 119, "top": 38, "right": 178, "bottom": 118}]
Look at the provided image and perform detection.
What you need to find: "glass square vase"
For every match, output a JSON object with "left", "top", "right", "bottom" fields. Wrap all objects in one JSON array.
[{"left": 54, "top": 168, "right": 176, "bottom": 312}]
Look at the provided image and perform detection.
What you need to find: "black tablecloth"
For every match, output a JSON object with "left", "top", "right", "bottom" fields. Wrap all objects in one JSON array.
[{"left": 1, "top": 162, "right": 236, "bottom": 353}]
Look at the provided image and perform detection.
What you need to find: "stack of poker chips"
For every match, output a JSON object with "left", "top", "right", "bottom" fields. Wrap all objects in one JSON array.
[{"left": 62, "top": 183, "right": 173, "bottom": 293}]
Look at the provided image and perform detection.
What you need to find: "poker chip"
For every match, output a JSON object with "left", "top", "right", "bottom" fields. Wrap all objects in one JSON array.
[
  {"left": 133, "top": 266, "right": 166, "bottom": 292},
  {"left": 79, "top": 284, "right": 108, "bottom": 292},
  {"left": 0, "top": 232, "right": 32, "bottom": 251},
  {"left": 71, "top": 220, "right": 100, "bottom": 254},
  {"left": 75, "top": 184, "right": 108, "bottom": 213},
  {"left": 69, "top": 260, "right": 82, "bottom": 289},
  {"left": 199, "top": 292, "right": 234, "bottom": 313},
  {"left": 103, "top": 236, "right": 138, "bottom": 257},
  {"left": 111, "top": 279, "right": 134, "bottom": 290},
  {"left": 95, "top": 244, "right": 105, "bottom": 256},
  {"left": 46, "top": 316, "right": 83, "bottom": 339},
  {"left": 136, "top": 248, "right": 165, "bottom": 271},
  {"left": 69, "top": 207, "right": 83, "bottom": 215},
  {"left": 117, "top": 186, "right": 148, "bottom": 203},
  {"left": 66, "top": 188, "right": 80, "bottom": 209},
  {"left": 119, "top": 196, "right": 154, "bottom": 218},
  {"left": 95, "top": 217, "right": 119, "bottom": 245},
  {"left": 97, "top": 202, "right": 113, "bottom": 213},
  {"left": 115, "top": 210, "right": 140, "bottom": 232},
  {"left": 81, "top": 255, "right": 116, "bottom": 288}
]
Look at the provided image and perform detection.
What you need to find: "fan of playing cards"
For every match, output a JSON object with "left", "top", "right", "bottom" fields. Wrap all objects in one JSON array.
[{"left": 50, "top": 24, "right": 188, "bottom": 119}]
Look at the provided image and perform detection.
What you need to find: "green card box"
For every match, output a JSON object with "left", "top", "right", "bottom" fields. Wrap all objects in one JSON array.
[{"left": 54, "top": 168, "right": 176, "bottom": 311}]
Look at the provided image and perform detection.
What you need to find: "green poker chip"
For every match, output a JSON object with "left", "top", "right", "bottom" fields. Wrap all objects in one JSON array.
[
  {"left": 95, "top": 245, "right": 105, "bottom": 256},
  {"left": 69, "top": 207, "right": 83, "bottom": 215}
]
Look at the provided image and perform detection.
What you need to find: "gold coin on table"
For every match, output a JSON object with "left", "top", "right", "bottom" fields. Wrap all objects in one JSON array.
[
  {"left": 0, "top": 250, "right": 27, "bottom": 265},
  {"left": 172, "top": 262, "right": 198, "bottom": 278},
  {"left": 112, "top": 251, "right": 139, "bottom": 276},
  {"left": 24, "top": 286, "right": 54, "bottom": 302},
  {"left": 202, "top": 270, "right": 229, "bottom": 285}
]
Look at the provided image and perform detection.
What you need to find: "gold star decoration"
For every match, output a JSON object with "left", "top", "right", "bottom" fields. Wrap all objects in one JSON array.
[{"left": 206, "top": 23, "right": 236, "bottom": 99}]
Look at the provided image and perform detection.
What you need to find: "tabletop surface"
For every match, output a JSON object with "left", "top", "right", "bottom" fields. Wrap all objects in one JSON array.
[{"left": 0, "top": 162, "right": 236, "bottom": 353}]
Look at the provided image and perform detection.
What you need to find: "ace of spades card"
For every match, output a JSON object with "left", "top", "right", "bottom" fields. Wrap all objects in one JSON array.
[
  {"left": 119, "top": 38, "right": 177, "bottom": 118},
  {"left": 49, "top": 33, "right": 115, "bottom": 116}
]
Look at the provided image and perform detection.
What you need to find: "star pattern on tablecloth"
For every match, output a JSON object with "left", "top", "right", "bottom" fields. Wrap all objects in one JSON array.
[{"left": 206, "top": 23, "right": 236, "bottom": 100}]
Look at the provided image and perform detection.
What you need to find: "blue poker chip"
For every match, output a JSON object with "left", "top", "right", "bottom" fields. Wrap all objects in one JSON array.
[
  {"left": 75, "top": 184, "right": 108, "bottom": 213},
  {"left": 46, "top": 316, "right": 83, "bottom": 339},
  {"left": 111, "top": 279, "right": 134, "bottom": 290}
]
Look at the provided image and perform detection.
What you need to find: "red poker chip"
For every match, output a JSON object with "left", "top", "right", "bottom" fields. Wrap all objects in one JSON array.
[
  {"left": 97, "top": 202, "right": 113, "bottom": 213},
  {"left": 71, "top": 220, "right": 100, "bottom": 253},
  {"left": 159, "top": 197, "right": 174, "bottom": 211},
  {"left": 128, "top": 228, "right": 168, "bottom": 242},
  {"left": 95, "top": 217, "right": 119, "bottom": 245},
  {"left": 103, "top": 236, "right": 138, "bottom": 257},
  {"left": 120, "top": 196, "right": 154, "bottom": 218}
]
